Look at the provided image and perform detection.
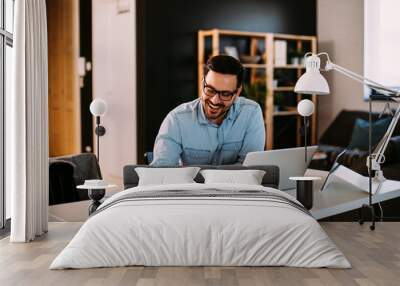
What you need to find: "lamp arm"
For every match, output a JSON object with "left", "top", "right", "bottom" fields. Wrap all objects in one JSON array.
[
  {"left": 318, "top": 55, "right": 400, "bottom": 173},
  {"left": 324, "top": 61, "right": 400, "bottom": 96},
  {"left": 370, "top": 104, "right": 400, "bottom": 169}
]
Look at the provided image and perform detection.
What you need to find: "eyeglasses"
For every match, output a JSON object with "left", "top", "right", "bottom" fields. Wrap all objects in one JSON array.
[{"left": 202, "top": 78, "right": 238, "bottom": 101}]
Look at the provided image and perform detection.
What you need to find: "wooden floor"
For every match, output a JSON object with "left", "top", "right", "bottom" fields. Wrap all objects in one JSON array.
[{"left": 0, "top": 222, "right": 399, "bottom": 286}]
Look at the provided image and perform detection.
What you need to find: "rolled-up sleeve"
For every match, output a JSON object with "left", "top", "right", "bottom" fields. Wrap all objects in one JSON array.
[
  {"left": 237, "top": 105, "right": 265, "bottom": 163},
  {"left": 151, "top": 112, "right": 182, "bottom": 166}
]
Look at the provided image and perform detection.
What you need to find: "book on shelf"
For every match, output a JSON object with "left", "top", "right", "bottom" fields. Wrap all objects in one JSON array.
[{"left": 274, "top": 40, "right": 287, "bottom": 66}]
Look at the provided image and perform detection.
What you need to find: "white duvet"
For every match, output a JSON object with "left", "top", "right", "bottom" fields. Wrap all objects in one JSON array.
[{"left": 50, "top": 183, "right": 351, "bottom": 269}]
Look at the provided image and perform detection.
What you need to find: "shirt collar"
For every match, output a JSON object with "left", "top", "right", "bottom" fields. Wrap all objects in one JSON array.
[
  {"left": 196, "top": 97, "right": 240, "bottom": 125},
  {"left": 197, "top": 100, "right": 209, "bottom": 125}
]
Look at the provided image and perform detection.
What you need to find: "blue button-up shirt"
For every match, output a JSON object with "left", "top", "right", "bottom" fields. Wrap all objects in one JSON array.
[{"left": 151, "top": 97, "right": 265, "bottom": 166}]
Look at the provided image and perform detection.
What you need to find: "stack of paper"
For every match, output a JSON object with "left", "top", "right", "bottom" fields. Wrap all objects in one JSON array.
[{"left": 328, "top": 165, "right": 400, "bottom": 195}]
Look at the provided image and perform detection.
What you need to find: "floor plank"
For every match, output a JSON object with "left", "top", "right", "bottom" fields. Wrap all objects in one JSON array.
[{"left": 0, "top": 222, "right": 399, "bottom": 286}]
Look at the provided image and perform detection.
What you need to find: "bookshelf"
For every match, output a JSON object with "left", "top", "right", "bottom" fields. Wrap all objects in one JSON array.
[{"left": 198, "top": 29, "right": 318, "bottom": 149}]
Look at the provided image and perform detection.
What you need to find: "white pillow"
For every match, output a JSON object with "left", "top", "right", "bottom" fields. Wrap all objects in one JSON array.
[
  {"left": 200, "top": 169, "right": 266, "bottom": 185},
  {"left": 135, "top": 167, "right": 200, "bottom": 186}
]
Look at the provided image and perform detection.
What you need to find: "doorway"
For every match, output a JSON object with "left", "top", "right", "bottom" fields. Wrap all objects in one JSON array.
[{"left": 46, "top": 0, "right": 93, "bottom": 157}]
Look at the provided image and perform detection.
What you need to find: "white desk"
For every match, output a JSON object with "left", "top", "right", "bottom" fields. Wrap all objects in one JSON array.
[{"left": 286, "top": 169, "right": 400, "bottom": 220}]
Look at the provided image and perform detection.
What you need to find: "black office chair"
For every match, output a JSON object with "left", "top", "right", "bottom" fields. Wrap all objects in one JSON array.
[{"left": 49, "top": 153, "right": 102, "bottom": 205}]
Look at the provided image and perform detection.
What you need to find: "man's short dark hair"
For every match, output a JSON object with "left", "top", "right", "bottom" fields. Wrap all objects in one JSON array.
[{"left": 204, "top": 55, "right": 244, "bottom": 88}]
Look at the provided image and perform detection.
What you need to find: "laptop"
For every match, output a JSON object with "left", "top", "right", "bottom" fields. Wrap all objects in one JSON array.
[{"left": 243, "top": 146, "right": 318, "bottom": 190}]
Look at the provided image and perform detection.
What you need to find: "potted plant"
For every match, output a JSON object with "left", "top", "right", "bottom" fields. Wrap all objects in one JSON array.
[{"left": 243, "top": 82, "right": 266, "bottom": 110}]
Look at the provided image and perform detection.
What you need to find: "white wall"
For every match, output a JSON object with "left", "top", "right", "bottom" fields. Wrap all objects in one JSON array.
[
  {"left": 92, "top": 0, "right": 137, "bottom": 187},
  {"left": 317, "top": 0, "right": 400, "bottom": 136},
  {"left": 364, "top": 0, "right": 400, "bottom": 88},
  {"left": 317, "top": 0, "right": 365, "bottom": 136}
]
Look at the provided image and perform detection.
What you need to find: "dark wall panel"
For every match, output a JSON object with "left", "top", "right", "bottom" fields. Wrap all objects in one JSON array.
[
  {"left": 80, "top": 0, "right": 93, "bottom": 153},
  {"left": 137, "top": 0, "right": 316, "bottom": 161}
]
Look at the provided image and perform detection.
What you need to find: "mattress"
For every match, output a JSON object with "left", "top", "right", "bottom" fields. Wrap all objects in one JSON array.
[{"left": 50, "top": 183, "right": 351, "bottom": 269}]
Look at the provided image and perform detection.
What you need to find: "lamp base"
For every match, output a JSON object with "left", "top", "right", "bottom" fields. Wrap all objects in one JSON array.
[{"left": 358, "top": 203, "right": 376, "bottom": 231}]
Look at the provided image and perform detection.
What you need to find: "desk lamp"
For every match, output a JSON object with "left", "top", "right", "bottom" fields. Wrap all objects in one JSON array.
[{"left": 294, "top": 52, "right": 400, "bottom": 230}]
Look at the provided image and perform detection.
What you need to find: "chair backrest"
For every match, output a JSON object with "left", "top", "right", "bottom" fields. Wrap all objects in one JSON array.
[
  {"left": 49, "top": 161, "right": 78, "bottom": 205},
  {"left": 49, "top": 153, "right": 101, "bottom": 204},
  {"left": 49, "top": 153, "right": 102, "bottom": 186}
]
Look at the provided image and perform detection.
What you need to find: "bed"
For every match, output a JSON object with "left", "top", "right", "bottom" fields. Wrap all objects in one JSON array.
[{"left": 50, "top": 165, "right": 350, "bottom": 269}]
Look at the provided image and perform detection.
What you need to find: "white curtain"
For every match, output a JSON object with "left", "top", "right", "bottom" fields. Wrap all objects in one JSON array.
[{"left": 9, "top": 0, "right": 49, "bottom": 242}]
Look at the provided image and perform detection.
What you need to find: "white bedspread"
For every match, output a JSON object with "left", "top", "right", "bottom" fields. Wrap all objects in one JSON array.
[{"left": 50, "top": 183, "right": 351, "bottom": 269}]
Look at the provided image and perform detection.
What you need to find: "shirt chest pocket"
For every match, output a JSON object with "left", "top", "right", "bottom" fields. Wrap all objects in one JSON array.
[
  {"left": 221, "top": 141, "right": 242, "bottom": 164},
  {"left": 182, "top": 148, "right": 211, "bottom": 165}
]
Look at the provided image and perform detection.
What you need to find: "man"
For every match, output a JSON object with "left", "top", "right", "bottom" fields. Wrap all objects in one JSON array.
[{"left": 151, "top": 55, "right": 265, "bottom": 166}]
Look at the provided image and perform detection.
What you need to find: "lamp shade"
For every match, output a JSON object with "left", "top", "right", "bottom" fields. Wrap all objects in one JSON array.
[
  {"left": 90, "top": 99, "right": 107, "bottom": 116},
  {"left": 294, "top": 54, "right": 330, "bottom": 95},
  {"left": 297, "top": 99, "right": 314, "bottom": 117}
]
